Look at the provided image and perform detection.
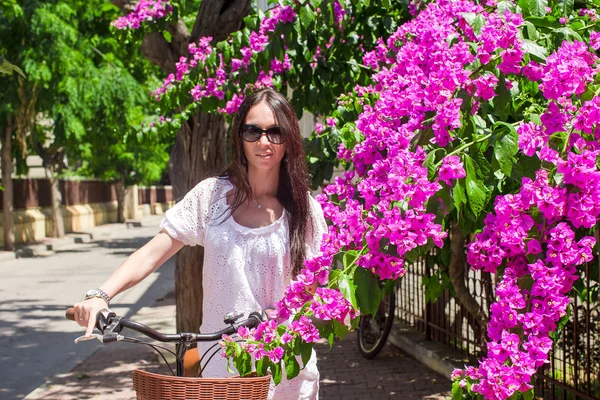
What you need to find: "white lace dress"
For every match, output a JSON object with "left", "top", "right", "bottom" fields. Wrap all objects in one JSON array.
[{"left": 160, "top": 177, "right": 327, "bottom": 400}]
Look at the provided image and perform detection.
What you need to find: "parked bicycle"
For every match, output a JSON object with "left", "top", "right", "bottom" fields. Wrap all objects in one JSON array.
[
  {"left": 356, "top": 286, "right": 396, "bottom": 359},
  {"left": 66, "top": 307, "right": 270, "bottom": 400}
]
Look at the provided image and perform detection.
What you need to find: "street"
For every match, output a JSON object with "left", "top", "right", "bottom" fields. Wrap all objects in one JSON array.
[{"left": 0, "top": 215, "right": 175, "bottom": 400}]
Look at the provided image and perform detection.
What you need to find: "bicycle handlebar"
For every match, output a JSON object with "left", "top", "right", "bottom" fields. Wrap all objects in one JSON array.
[{"left": 65, "top": 307, "right": 264, "bottom": 343}]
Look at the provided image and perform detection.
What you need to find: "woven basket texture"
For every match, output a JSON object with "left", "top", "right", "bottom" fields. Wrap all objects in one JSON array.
[{"left": 132, "top": 369, "right": 271, "bottom": 400}]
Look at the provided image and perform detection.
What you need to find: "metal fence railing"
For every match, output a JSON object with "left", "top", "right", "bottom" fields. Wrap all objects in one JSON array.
[{"left": 395, "top": 255, "right": 600, "bottom": 400}]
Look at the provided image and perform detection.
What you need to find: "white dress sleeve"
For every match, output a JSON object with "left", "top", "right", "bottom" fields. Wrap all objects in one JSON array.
[
  {"left": 305, "top": 193, "right": 328, "bottom": 259},
  {"left": 160, "top": 178, "right": 224, "bottom": 246}
]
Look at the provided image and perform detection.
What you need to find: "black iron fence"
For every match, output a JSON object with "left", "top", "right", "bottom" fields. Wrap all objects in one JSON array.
[{"left": 395, "top": 256, "right": 600, "bottom": 400}]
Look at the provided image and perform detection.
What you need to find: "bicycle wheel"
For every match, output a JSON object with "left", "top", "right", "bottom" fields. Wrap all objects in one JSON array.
[{"left": 356, "top": 289, "right": 396, "bottom": 359}]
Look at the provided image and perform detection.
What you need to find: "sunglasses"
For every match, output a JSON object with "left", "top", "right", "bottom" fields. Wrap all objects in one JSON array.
[{"left": 240, "top": 124, "right": 284, "bottom": 144}]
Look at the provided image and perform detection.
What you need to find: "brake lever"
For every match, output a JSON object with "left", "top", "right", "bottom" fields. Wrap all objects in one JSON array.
[{"left": 74, "top": 333, "right": 125, "bottom": 344}]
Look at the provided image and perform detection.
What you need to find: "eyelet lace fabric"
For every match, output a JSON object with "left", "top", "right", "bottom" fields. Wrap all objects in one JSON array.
[{"left": 160, "top": 177, "right": 327, "bottom": 400}]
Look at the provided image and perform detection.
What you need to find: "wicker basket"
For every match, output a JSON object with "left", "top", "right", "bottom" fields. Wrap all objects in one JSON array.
[{"left": 132, "top": 369, "right": 271, "bottom": 400}]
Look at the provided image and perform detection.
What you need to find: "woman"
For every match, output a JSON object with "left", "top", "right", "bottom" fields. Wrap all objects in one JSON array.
[{"left": 73, "top": 89, "right": 327, "bottom": 399}]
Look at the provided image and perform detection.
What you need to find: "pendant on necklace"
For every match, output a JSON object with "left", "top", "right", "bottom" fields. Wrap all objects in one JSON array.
[{"left": 257, "top": 203, "right": 262, "bottom": 209}]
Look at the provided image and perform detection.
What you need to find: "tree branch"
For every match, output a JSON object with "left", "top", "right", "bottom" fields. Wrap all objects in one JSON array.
[
  {"left": 448, "top": 221, "right": 489, "bottom": 347},
  {"left": 140, "top": 31, "right": 181, "bottom": 74},
  {"left": 191, "top": 0, "right": 251, "bottom": 42},
  {"left": 110, "top": 0, "right": 190, "bottom": 73}
]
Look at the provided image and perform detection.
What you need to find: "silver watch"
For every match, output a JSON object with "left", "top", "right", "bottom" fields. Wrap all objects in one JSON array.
[{"left": 84, "top": 289, "right": 111, "bottom": 304}]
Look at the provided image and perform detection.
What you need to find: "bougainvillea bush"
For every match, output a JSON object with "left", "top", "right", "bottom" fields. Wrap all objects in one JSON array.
[{"left": 114, "top": 1, "right": 600, "bottom": 399}]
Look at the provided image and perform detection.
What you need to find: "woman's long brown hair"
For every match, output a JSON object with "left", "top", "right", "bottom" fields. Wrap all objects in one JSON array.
[{"left": 219, "top": 89, "right": 311, "bottom": 277}]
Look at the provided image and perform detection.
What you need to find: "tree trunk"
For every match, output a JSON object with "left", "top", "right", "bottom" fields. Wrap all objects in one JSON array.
[
  {"left": 171, "top": 112, "right": 228, "bottom": 333},
  {"left": 115, "top": 174, "right": 126, "bottom": 224},
  {"left": 1, "top": 116, "right": 15, "bottom": 251},
  {"left": 448, "top": 221, "right": 489, "bottom": 347},
  {"left": 170, "top": 1, "right": 248, "bottom": 334},
  {"left": 111, "top": 0, "right": 250, "bottom": 333},
  {"left": 46, "top": 169, "right": 65, "bottom": 238}
]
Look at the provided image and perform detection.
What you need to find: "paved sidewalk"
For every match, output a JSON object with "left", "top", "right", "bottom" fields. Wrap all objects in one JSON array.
[
  {"left": 1, "top": 214, "right": 176, "bottom": 399},
  {"left": 25, "top": 292, "right": 451, "bottom": 400}
]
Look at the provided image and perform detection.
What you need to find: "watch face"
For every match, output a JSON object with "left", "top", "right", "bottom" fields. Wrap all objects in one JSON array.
[{"left": 86, "top": 289, "right": 98, "bottom": 297}]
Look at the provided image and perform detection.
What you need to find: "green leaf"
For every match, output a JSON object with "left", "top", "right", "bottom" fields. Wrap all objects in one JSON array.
[
  {"left": 507, "top": 392, "right": 520, "bottom": 400},
  {"left": 0, "top": 56, "right": 25, "bottom": 78},
  {"left": 354, "top": 267, "right": 382, "bottom": 316},
  {"left": 300, "top": 342, "right": 313, "bottom": 367},
  {"left": 284, "top": 352, "right": 300, "bottom": 380},
  {"left": 461, "top": 13, "right": 486, "bottom": 35},
  {"left": 317, "top": 320, "right": 333, "bottom": 343},
  {"left": 425, "top": 149, "right": 438, "bottom": 180},
  {"left": 338, "top": 273, "right": 358, "bottom": 310},
  {"left": 554, "top": 27, "right": 583, "bottom": 42},
  {"left": 333, "top": 320, "right": 349, "bottom": 341},
  {"left": 522, "top": 39, "right": 547, "bottom": 61},
  {"left": 453, "top": 177, "right": 467, "bottom": 210},
  {"left": 452, "top": 380, "right": 464, "bottom": 400},
  {"left": 548, "top": 130, "right": 568, "bottom": 152},
  {"left": 472, "top": 149, "right": 491, "bottom": 180},
  {"left": 327, "top": 331, "right": 335, "bottom": 347},
  {"left": 423, "top": 274, "right": 443, "bottom": 303},
  {"left": 493, "top": 74, "right": 511, "bottom": 119},
  {"left": 528, "top": 0, "right": 548, "bottom": 17},
  {"left": 523, "top": 388, "right": 535, "bottom": 400},
  {"left": 299, "top": 5, "right": 314, "bottom": 27},
  {"left": 518, "top": 0, "right": 530, "bottom": 16},
  {"left": 272, "top": 361, "right": 283, "bottom": 385},
  {"left": 493, "top": 126, "right": 519, "bottom": 176},
  {"left": 256, "top": 356, "right": 269, "bottom": 376},
  {"left": 350, "top": 316, "right": 360, "bottom": 331},
  {"left": 342, "top": 249, "right": 359, "bottom": 270},
  {"left": 497, "top": 1, "right": 516, "bottom": 15},
  {"left": 523, "top": 21, "right": 539, "bottom": 40},
  {"left": 562, "top": 0, "right": 574, "bottom": 16},
  {"left": 464, "top": 155, "right": 488, "bottom": 217}
]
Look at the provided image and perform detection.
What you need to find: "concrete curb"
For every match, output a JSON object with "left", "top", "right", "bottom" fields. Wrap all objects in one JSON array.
[
  {"left": 12, "top": 220, "right": 148, "bottom": 258},
  {"left": 387, "top": 321, "right": 467, "bottom": 379}
]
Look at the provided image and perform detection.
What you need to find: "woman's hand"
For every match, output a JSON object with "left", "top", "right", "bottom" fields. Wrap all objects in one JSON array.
[{"left": 72, "top": 298, "right": 109, "bottom": 337}]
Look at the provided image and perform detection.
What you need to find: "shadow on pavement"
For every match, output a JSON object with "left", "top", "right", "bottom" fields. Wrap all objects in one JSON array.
[
  {"left": 0, "top": 233, "right": 176, "bottom": 400},
  {"left": 24, "top": 297, "right": 176, "bottom": 400}
]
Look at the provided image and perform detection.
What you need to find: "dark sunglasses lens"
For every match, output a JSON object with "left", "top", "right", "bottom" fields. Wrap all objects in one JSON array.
[
  {"left": 241, "top": 125, "right": 262, "bottom": 142},
  {"left": 266, "top": 128, "right": 283, "bottom": 144}
]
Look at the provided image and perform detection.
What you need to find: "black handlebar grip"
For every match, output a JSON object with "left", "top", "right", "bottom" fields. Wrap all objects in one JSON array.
[{"left": 64, "top": 307, "right": 115, "bottom": 333}]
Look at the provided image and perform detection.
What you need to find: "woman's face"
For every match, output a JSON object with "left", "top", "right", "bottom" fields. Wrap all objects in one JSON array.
[{"left": 242, "top": 101, "right": 286, "bottom": 173}]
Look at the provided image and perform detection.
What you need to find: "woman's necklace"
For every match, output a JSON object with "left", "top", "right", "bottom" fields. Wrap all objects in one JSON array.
[
  {"left": 252, "top": 193, "right": 275, "bottom": 209},
  {"left": 253, "top": 198, "right": 264, "bottom": 209}
]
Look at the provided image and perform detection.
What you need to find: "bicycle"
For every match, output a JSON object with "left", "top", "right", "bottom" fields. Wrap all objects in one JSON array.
[
  {"left": 356, "top": 286, "right": 396, "bottom": 359},
  {"left": 65, "top": 307, "right": 271, "bottom": 400}
]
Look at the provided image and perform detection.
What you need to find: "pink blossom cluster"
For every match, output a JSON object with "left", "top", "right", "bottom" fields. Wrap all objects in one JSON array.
[
  {"left": 472, "top": 73, "right": 499, "bottom": 101},
  {"left": 333, "top": 0, "right": 345, "bottom": 30},
  {"left": 463, "top": 183, "right": 595, "bottom": 398},
  {"left": 112, "top": 0, "right": 172, "bottom": 30},
  {"left": 220, "top": 314, "right": 320, "bottom": 365},
  {"left": 590, "top": 31, "right": 600, "bottom": 51},
  {"left": 438, "top": 155, "right": 467, "bottom": 184},
  {"left": 460, "top": 37, "right": 600, "bottom": 399},
  {"left": 246, "top": 0, "right": 530, "bottom": 377},
  {"left": 578, "top": 8, "right": 598, "bottom": 22},
  {"left": 149, "top": 6, "right": 296, "bottom": 114},
  {"left": 537, "top": 40, "right": 598, "bottom": 100},
  {"left": 360, "top": 1, "right": 525, "bottom": 147},
  {"left": 311, "top": 287, "right": 356, "bottom": 321}
]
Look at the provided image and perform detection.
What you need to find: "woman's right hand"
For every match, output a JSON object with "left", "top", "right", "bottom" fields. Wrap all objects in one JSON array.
[{"left": 72, "top": 298, "right": 109, "bottom": 337}]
